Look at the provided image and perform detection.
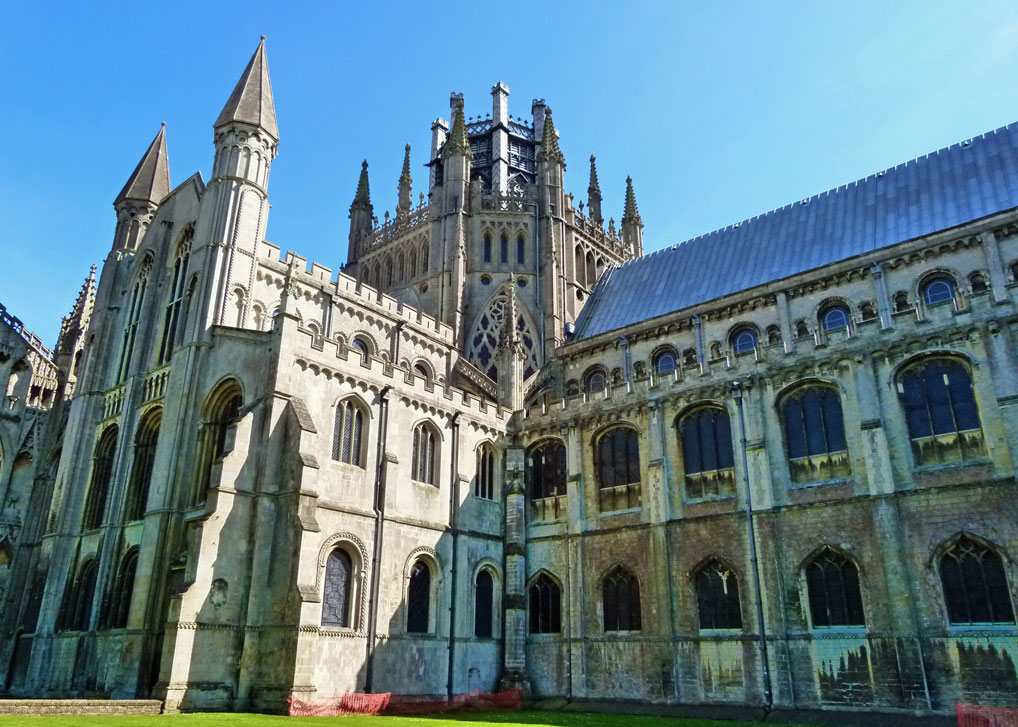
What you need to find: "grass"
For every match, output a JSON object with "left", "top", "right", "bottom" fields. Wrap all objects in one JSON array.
[{"left": 0, "top": 710, "right": 820, "bottom": 727}]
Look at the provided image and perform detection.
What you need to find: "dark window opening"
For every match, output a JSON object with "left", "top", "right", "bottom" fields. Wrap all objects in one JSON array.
[
  {"left": 475, "top": 570, "right": 494, "bottom": 638},
  {"left": 806, "top": 548, "right": 865, "bottom": 627},
  {"left": 407, "top": 561, "right": 431, "bottom": 633},
  {"left": 529, "top": 573, "right": 561, "bottom": 633},
  {"left": 602, "top": 567, "right": 641, "bottom": 632},
  {"left": 940, "top": 537, "right": 1015, "bottom": 625},
  {"left": 322, "top": 548, "right": 353, "bottom": 627},
  {"left": 696, "top": 560, "right": 742, "bottom": 630}
]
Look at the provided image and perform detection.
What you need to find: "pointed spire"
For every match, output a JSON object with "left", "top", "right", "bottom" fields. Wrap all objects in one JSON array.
[
  {"left": 443, "top": 102, "right": 472, "bottom": 159},
  {"left": 587, "top": 155, "right": 603, "bottom": 225},
  {"left": 351, "top": 160, "right": 372, "bottom": 213},
  {"left": 214, "top": 36, "right": 278, "bottom": 140},
  {"left": 399, "top": 143, "right": 412, "bottom": 185},
  {"left": 588, "top": 155, "right": 601, "bottom": 195},
  {"left": 57, "top": 265, "right": 97, "bottom": 355},
  {"left": 114, "top": 124, "right": 171, "bottom": 206},
  {"left": 498, "top": 274, "right": 522, "bottom": 352},
  {"left": 623, "top": 176, "right": 642, "bottom": 225},
  {"left": 536, "top": 107, "right": 565, "bottom": 166}
]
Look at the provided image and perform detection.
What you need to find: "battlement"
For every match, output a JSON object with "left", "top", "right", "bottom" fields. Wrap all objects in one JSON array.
[
  {"left": 364, "top": 200, "right": 431, "bottom": 252},
  {"left": 292, "top": 332, "right": 506, "bottom": 426}
]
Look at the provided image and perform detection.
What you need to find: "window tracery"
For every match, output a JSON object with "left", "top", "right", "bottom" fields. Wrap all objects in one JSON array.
[{"left": 466, "top": 295, "right": 538, "bottom": 381}]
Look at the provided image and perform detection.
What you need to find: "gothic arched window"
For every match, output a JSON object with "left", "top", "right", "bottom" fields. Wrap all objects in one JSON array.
[
  {"left": 805, "top": 548, "right": 865, "bottom": 628},
  {"left": 126, "top": 409, "right": 161, "bottom": 521},
  {"left": 105, "top": 549, "right": 138, "bottom": 629},
  {"left": 586, "top": 252, "right": 596, "bottom": 287},
  {"left": 529, "top": 573, "right": 561, "bottom": 634},
  {"left": 517, "top": 236, "right": 525, "bottom": 265},
  {"left": 117, "top": 268, "right": 149, "bottom": 383},
  {"left": 332, "top": 398, "right": 366, "bottom": 467},
  {"left": 466, "top": 295, "right": 539, "bottom": 381},
  {"left": 475, "top": 569, "right": 494, "bottom": 638},
  {"left": 475, "top": 444, "right": 496, "bottom": 500},
  {"left": 679, "top": 407, "right": 735, "bottom": 500},
  {"left": 421, "top": 242, "right": 429, "bottom": 275},
  {"left": 602, "top": 567, "right": 641, "bottom": 632},
  {"left": 483, "top": 234, "right": 492, "bottom": 263},
  {"left": 322, "top": 548, "right": 354, "bottom": 627},
  {"left": 84, "top": 425, "right": 119, "bottom": 531},
  {"left": 574, "top": 246, "right": 585, "bottom": 287},
  {"left": 940, "top": 537, "right": 1015, "bottom": 625},
  {"left": 407, "top": 560, "right": 432, "bottom": 633},
  {"left": 351, "top": 336, "right": 370, "bottom": 365},
  {"left": 158, "top": 236, "right": 191, "bottom": 365},
  {"left": 411, "top": 422, "right": 439, "bottom": 485},
  {"left": 596, "top": 427, "right": 640, "bottom": 511},
  {"left": 898, "top": 358, "right": 984, "bottom": 465},
  {"left": 500, "top": 235, "right": 508, "bottom": 264},
  {"left": 781, "top": 384, "right": 850, "bottom": 483},
  {"left": 696, "top": 560, "right": 742, "bottom": 630},
  {"left": 409, "top": 249, "right": 417, "bottom": 279},
  {"left": 526, "top": 439, "right": 566, "bottom": 501}
]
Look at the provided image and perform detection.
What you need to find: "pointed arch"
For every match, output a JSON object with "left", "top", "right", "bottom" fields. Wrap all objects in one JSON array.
[
  {"left": 936, "top": 533, "right": 1015, "bottom": 625},
  {"left": 528, "top": 570, "right": 562, "bottom": 634},
  {"left": 693, "top": 557, "right": 743, "bottom": 630},
  {"left": 125, "top": 406, "right": 162, "bottom": 521},
  {"left": 83, "top": 425, "right": 119, "bottom": 530},
  {"left": 601, "top": 565, "right": 641, "bottom": 632},
  {"left": 332, "top": 395, "right": 369, "bottom": 467},
  {"left": 802, "top": 545, "right": 865, "bottom": 628},
  {"left": 465, "top": 291, "right": 540, "bottom": 381}
]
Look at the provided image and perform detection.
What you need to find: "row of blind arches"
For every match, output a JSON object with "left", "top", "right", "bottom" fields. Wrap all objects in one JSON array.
[
  {"left": 82, "top": 379, "right": 245, "bottom": 532},
  {"left": 365, "top": 240, "right": 430, "bottom": 291},
  {"left": 557, "top": 356, "right": 983, "bottom": 504},
  {"left": 527, "top": 536, "right": 1016, "bottom": 635}
]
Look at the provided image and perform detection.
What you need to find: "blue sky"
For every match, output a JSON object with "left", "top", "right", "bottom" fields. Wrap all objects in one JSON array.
[{"left": 4, "top": 2, "right": 1018, "bottom": 346}]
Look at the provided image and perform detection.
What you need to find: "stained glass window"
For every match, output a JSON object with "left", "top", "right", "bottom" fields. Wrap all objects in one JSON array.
[{"left": 322, "top": 549, "right": 353, "bottom": 627}]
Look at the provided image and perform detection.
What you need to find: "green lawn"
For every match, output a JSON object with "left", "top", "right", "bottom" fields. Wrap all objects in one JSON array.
[{"left": 0, "top": 711, "right": 818, "bottom": 727}]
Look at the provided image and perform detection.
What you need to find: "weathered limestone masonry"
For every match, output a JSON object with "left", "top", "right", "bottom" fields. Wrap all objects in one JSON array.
[{"left": 1, "top": 35, "right": 1018, "bottom": 720}]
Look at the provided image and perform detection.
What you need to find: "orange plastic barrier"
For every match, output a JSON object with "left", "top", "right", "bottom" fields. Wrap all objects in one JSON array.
[
  {"left": 957, "top": 703, "right": 1018, "bottom": 726},
  {"left": 287, "top": 688, "right": 523, "bottom": 717}
]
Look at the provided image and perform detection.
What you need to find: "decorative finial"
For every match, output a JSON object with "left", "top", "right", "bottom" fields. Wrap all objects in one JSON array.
[
  {"left": 161, "top": 121, "right": 166, "bottom": 128},
  {"left": 260, "top": 35, "right": 266, "bottom": 41}
]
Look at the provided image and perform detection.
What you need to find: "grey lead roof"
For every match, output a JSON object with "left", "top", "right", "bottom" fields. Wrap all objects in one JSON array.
[{"left": 573, "top": 122, "right": 1018, "bottom": 341}]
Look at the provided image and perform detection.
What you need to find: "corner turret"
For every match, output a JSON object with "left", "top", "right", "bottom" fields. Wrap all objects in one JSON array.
[
  {"left": 113, "top": 124, "right": 170, "bottom": 251},
  {"left": 55, "top": 265, "right": 96, "bottom": 398},
  {"left": 622, "top": 175, "right": 644, "bottom": 257}
]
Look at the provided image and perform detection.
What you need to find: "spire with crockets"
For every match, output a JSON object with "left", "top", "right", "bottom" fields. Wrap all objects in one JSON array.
[
  {"left": 397, "top": 144, "right": 413, "bottom": 217},
  {"left": 587, "top": 154, "right": 603, "bottom": 225},
  {"left": 443, "top": 102, "right": 472, "bottom": 159},
  {"left": 622, "top": 175, "right": 644, "bottom": 257},
  {"left": 536, "top": 107, "right": 565, "bottom": 166}
]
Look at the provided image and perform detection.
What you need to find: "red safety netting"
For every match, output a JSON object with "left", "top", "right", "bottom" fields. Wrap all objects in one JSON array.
[
  {"left": 958, "top": 703, "right": 1018, "bottom": 726},
  {"left": 287, "top": 688, "right": 524, "bottom": 717}
]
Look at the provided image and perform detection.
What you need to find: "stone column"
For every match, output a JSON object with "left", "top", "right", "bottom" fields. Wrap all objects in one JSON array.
[{"left": 499, "top": 444, "right": 530, "bottom": 693}]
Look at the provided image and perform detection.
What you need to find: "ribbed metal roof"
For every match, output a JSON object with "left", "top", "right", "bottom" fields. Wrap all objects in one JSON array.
[{"left": 573, "top": 123, "right": 1018, "bottom": 341}]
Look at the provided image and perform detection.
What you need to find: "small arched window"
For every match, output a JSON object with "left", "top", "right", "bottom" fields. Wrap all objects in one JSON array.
[
  {"left": 584, "top": 369, "right": 606, "bottom": 395},
  {"left": 602, "top": 567, "right": 641, "bottom": 632},
  {"left": 411, "top": 422, "right": 439, "bottom": 485},
  {"left": 351, "top": 336, "right": 370, "bottom": 365},
  {"left": 805, "top": 548, "right": 865, "bottom": 628},
  {"left": 105, "top": 549, "right": 138, "bottom": 629},
  {"left": 409, "top": 249, "right": 417, "bottom": 279},
  {"left": 397, "top": 253, "right": 405, "bottom": 282},
  {"left": 407, "top": 560, "right": 432, "bottom": 633},
  {"left": 766, "top": 325, "right": 782, "bottom": 346},
  {"left": 517, "top": 237, "right": 525, "bottom": 265},
  {"left": 526, "top": 439, "right": 566, "bottom": 501},
  {"left": 586, "top": 252, "right": 596, "bottom": 287},
  {"left": 923, "top": 275, "right": 956, "bottom": 306},
  {"left": 421, "top": 243, "right": 429, "bottom": 275},
  {"left": 529, "top": 573, "right": 561, "bottom": 634},
  {"left": 893, "top": 291, "right": 911, "bottom": 313},
  {"left": 820, "top": 304, "right": 850, "bottom": 332},
  {"left": 794, "top": 320, "right": 811, "bottom": 339},
  {"left": 126, "top": 410, "right": 160, "bottom": 521},
  {"left": 500, "top": 235, "right": 508, "bottom": 264},
  {"left": 574, "top": 246, "right": 585, "bottom": 287},
  {"left": 474, "top": 569, "right": 494, "bottom": 638},
  {"left": 84, "top": 425, "right": 119, "bottom": 531},
  {"left": 483, "top": 234, "right": 492, "bottom": 263},
  {"left": 475, "top": 444, "right": 496, "bottom": 500},
  {"left": 782, "top": 385, "right": 850, "bottom": 483},
  {"left": 322, "top": 548, "right": 354, "bottom": 627},
  {"left": 899, "top": 358, "right": 983, "bottom": 465},
  {"left": 970, "top": 272, "right": 988, "bottom": 294},
  {"left": 859, "top": 301, "right": 877, "bottom": 321},
  {"left": 679, "top": 407, "right": 735, "bottom": 500},
  {"left": 696, "top": 560, "right": 742, "bottom": 630},
  {"left": 731, "top": 328, "right": 757, "bottom": 356},
  {"left": 682, "top": 348, "right": 698, "bottom": 369},
  {"left": 596, "top": 427, "right": 640, "bottom": 512},
  {"left": 939, "top": 536, "right": 1015, "bottom": 625},
  {"left": 653, "top": 349, "right": 677, "bottom": 375},
  {"left": 413, "top": 363, "right": 432, "bottom": 386},
  {"left": 332, "top": 398, "right": 366, "bottom": 467}
]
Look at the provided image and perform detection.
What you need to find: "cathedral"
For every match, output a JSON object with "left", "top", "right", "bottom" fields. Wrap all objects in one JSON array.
[{"left": 1, "top": 37, "right": 1018, "bottom": 717}]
